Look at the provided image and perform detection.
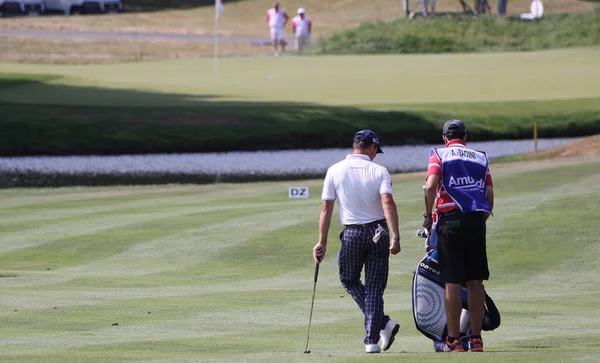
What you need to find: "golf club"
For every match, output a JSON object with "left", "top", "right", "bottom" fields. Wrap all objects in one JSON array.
[
  {"left": 422, "top": 185, "right": 434, "bottom": 251},
  {"left": 422, "top": 184, "right": 428, "bottom": 216},
  {"left": 304, "top": 262, "right": 320, "bottom": 354}
]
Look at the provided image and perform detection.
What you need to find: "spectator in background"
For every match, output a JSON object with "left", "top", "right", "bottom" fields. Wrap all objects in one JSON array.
[
  {"left": 497, "top": 0, "right": 508, "bottom": 17},
  {"left": 291, "top": 7, "right": 311, "bottom": 52},
  {"left": 265, "top": 1, "right": 289, "bottom": 56},
  {"left": 421, "top": 0, "right": 436, "bottom": 17}
]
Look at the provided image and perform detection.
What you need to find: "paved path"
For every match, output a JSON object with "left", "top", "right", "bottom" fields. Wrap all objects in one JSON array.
[{"left": 0, "top": 28, "right": 269, "bottom": 44}]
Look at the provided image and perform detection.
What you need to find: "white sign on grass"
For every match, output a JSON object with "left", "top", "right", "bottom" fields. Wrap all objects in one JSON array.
[{"left": 288, "top": 187, "right": 309, "bottom": 198}]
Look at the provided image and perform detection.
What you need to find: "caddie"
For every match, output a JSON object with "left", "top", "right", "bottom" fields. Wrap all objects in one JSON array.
[{"left": 422, "top": 119, "right": 494, "bottom": 353}]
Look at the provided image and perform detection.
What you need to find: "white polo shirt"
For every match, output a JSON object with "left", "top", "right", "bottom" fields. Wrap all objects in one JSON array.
[
  {"left": 266, "top": 7, "right": 287, "bottom": 29},
  {"left": 322, "top": 154, "right": 393, "bottom": 225},
  {"left": 291, "top": 15, "right": 311, "bottom": 36}
]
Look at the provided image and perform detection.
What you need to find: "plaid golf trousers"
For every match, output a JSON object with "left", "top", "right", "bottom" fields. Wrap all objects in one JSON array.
[{"left": 338, "top": 221, "right": 391, "bottom": 345}]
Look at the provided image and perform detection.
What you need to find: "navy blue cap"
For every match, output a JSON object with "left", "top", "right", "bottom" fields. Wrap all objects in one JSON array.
[
  {"left": 354, "top": 129, "right": 383, "bottom": 154},
  {"left": 443, "top": 119, "right": 467, "bottom": 135}
]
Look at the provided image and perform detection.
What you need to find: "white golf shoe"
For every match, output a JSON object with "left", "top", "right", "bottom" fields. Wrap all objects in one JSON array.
[
  {"left": 365, "top": 344, "right": 381, "bottom": 353},
  {"left": 380, "top": 320, "right": 400, "bottom": 351}
]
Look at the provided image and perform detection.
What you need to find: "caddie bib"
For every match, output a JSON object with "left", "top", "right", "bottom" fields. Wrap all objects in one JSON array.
[{"left": 431, "top": 147, "right": 492, "bottom": 214}]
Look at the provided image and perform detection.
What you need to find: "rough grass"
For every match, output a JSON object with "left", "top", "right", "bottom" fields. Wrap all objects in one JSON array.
[
  {"left": 0, "top": 155, "right": 599, "bottom": 362},
  {"left": 3, "top": 9, "right": 600, "bottom": 63},
  {"left": 0, "top": 36, "right": 270, "bottom": 64},
  {"left": 0, "top": 0, "right": 597, "bottom": 38},
  {"left": 0, "top": 0, "right": 597, "bottom": 64},
  {"left": 316, "top": 10, "right": 600, "bottom": 54}
]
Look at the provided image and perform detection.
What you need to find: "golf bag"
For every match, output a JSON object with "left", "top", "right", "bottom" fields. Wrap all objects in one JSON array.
[{"left": 412, "top": 238, "right": 501, "bottom": 350}]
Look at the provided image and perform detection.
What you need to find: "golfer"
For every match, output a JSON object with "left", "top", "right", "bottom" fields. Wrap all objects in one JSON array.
[
  {"left": 312, "top": 130, "right": 401, "bottom": 354},
  {"left": 291, "top": 7, "right": 311, "bottom": 51},
  {"left": 265, "top": 1, "right": 289, "bottom": 55},
  {"left": 423, "top": 119, "right": 494, "bottom": 352}
]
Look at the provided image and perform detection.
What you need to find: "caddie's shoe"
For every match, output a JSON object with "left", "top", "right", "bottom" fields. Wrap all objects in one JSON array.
[
  {"left": 469, "top": 337, "right": 484, "bottom": 352},
  {"left": 365, "top": 344, "right": 381, "bottom": 353},
  {"left": 380, "top": 319, "right": 400, "bottom": 351},
  {"left": 459, "top": 335, "right": 470, "bottom": 351},
  {"left": 438, "top": 337, "right": 463, "bottom": 352}
]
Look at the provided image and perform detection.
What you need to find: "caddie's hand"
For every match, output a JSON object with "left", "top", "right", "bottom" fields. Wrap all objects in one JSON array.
[
  {"left": 390, "top": 238, "right": 401, "bottom": 255},
  {"left": 422, "top": 213, "right": 433, "bottom": 231},
  {"left": 312, "top": 243, "right": 326, "bottom": 264}
]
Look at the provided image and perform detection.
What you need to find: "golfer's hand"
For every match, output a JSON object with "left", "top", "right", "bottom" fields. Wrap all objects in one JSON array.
[
  {"left": 312, "top": 243, "right": 326, "bottom": 264},
  {"left": 422, "top": 214, "right": 433, "bottom": 231},
  {"left": 390, "top": 239, "right": 401, "bottom": 255}
]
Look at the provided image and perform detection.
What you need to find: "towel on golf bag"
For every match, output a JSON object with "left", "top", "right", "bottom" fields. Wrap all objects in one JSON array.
[{"left": 411, "top": 249, "right": 501, "bottom": 343}]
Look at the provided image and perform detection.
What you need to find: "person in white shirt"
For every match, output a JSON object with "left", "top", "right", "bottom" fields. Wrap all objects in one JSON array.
[
  {"left": 312, "top": 129, "right": 402, "bottom": 354},
  {"left": 264, "top": 1, "right": 289, "bottom": 55},
  {"left": 291, "top": 7, "right": 311, "bottom": 51}
]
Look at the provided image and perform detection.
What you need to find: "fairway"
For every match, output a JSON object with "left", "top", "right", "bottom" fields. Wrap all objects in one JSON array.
[
  {"left": 1, "top": 155, "right": 599, "bottom": 362},
  {"left": 1, "top": 48, "right": 600, "bottom": 107}
]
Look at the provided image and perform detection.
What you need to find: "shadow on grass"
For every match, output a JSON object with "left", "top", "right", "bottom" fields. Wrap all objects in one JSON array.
[
  {"left": 1, "top": 77, "right": 598, "bottom": 156},
  {"left": 0, "top": 73, "right": 62, "bottom": 89},
  {"left": 0, "top": 78, "right": 446, "bottom": 156}
]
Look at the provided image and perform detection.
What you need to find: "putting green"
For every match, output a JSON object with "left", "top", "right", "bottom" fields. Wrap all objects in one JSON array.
[{"left": 1, "top": 47, "right": 599, "bottom": 107}]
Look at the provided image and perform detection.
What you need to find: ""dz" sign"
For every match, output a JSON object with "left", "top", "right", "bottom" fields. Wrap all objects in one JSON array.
[{"left": 288, "top": 187, "right": 309, "bottom": 199}]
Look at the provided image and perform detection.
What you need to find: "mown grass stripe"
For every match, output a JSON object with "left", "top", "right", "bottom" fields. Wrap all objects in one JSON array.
[
  {"left": 0, "top": 202, "right": 316, "bottom": 271},
  {"left": 490, "top": 195, "right": 598, "bottom": 285},
  {"left": 0, "top": 183, "right": 301, "bottom": 218},
  {"left": 0, "top": 181, "right": 319, "bottom": 209},
  {"left": 0, "top": 195, "right": 316, "bottom": 253}
]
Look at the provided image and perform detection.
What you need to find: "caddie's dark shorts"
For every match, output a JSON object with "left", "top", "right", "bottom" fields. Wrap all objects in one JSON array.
[{"left": 436, "top": 210, "right": 489, "bottom": 284}]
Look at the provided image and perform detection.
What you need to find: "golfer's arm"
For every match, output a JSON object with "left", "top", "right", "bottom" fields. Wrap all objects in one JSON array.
[
  {"left": 381, "top": 193, "right": 400, "bottom": 240},
  {"left": 318, "top": 200, "right": 335, "bottom": 246},
  {"left": 425, "top": 174, "right": 440, "bottom": 216}
]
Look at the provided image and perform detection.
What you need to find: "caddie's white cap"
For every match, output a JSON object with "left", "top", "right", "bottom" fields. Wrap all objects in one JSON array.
[{"left": 297, "top": 7, "right": 305, "bottom": 14}]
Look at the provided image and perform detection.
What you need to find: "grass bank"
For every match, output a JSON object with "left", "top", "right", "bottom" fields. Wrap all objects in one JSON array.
[
  {"left": 316, "top": 9, "right": 600, "bottom": 55},
  {"left": 0, "top": 156, "right": 599, "bottom": 361},
  {"left": 2, "top": 98, "right": 599, "bottom": 156}
]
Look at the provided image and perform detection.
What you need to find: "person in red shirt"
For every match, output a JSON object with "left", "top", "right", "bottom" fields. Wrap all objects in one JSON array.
[
  {"left": 265, "top": 1, "right": 289, "bottom": 55},
  {"left": 423, "top": 120, "right": 494, "bottom": 353}
]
